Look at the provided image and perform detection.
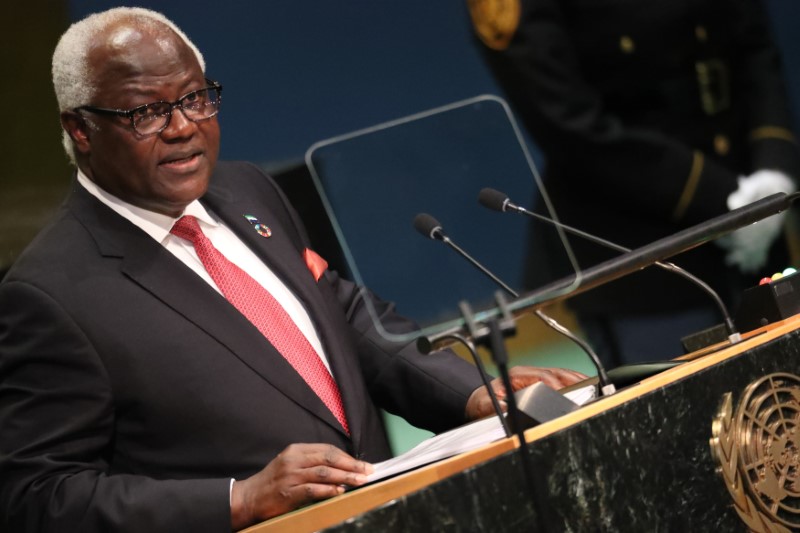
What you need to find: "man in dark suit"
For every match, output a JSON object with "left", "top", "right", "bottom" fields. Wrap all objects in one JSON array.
[
  {"left": 0, "top": 7, "right": 583, "bottom": 532},
  {"left": 469, "top": 0, "right": 800, "bottom": 364}
]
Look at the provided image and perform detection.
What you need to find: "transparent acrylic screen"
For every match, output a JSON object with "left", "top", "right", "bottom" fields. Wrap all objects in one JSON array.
[{"left": 305, "top": 96, "right": 580, "bottom": 342}]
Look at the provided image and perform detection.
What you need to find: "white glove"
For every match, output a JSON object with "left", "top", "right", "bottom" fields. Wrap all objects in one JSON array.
[{"left": 716, "top": 170, "right": 796, "bottom": 274}]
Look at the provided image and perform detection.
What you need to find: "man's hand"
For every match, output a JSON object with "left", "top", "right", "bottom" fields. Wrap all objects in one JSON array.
[
  {"left": 230, "top": 443, "right": 373, "bottom": 530},
  {"left": 465, "top": 366, "right": 587, "bottom": 421}
]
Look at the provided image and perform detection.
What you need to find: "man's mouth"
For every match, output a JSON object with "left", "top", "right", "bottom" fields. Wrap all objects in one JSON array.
[{"left": 160, "top": 151, "right": 203, "bottom": 171}]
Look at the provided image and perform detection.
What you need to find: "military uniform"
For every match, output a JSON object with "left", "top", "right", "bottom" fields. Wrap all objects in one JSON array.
[{"left": 470, "top": 0, "right": 800, "bottom": 359}]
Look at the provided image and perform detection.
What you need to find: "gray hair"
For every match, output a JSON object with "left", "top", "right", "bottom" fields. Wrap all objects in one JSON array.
[{"left": 52, "top": 7, "right": 206, "bottom": 164}]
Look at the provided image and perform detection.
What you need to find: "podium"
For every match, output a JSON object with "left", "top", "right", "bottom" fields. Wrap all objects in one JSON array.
[{"left": 244, "top": 316, "right": 800, "bottom": 532}]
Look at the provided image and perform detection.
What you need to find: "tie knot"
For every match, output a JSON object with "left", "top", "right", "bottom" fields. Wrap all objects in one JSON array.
[{"left": 171, "top": 215, "right": 202, "bottom": 243}]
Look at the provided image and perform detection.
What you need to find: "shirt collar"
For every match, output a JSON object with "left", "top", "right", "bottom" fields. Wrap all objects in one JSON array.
[{"left": 76, "top": 168, "right": 219, "bottom": 244}]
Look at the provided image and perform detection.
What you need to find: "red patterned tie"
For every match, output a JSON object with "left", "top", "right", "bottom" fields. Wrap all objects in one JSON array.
[{"left": 170, "top": 215, "right": 349, "bottom": 434}]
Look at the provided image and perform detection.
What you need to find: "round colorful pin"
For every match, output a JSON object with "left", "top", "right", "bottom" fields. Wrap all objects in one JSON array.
[{"left": 243, "top": 214, "right": 272, "bottom": 238}]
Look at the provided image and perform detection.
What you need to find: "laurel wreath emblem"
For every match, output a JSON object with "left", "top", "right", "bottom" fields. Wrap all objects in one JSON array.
[{"left": 710, "top": 373, "right": 800, "bottom": 532}]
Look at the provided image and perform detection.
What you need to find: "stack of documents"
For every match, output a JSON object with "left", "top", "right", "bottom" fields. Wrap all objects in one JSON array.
[{"left": 368, "top": 384, "right": 596, "bottom": 482}]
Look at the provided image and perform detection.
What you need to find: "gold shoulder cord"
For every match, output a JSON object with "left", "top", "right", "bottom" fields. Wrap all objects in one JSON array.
[
  {"left": 672, "top": 151, "right": 705, "bottom": 222},
  {"left": 749, "top": 126, "right": 797, "bottom": 144}
]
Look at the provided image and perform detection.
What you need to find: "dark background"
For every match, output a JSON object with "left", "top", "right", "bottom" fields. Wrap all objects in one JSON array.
[{"left": 4, "top": 0, "right": 800, "bottom": 272}]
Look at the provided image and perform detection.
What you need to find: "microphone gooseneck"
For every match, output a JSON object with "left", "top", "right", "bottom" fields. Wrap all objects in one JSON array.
[
  {"left": 478, "top": 188, "right": 742, "bottom": 344},
  {"left": 413, "top": 213, "right": 518, "bottom": 296},
  {"left": 414, "top": 212, "right": 514, "bottom": 422},
  {"left": 413, "top": 212, "right": 616, "bottom": 396},
  {"left": 432, "top": 331, "right": 512, "bottom": 438},
  {"left": 414, "top": 214, "right": 576, "bottom": 508}
]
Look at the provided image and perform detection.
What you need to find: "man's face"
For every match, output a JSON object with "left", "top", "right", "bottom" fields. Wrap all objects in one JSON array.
[{"left": 71, "top": 24, "right": 220, "bottom": 217}]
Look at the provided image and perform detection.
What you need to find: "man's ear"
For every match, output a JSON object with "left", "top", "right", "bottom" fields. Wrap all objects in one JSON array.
[{"left": 60, "top": 111, "right": 92, "bottom": 155}]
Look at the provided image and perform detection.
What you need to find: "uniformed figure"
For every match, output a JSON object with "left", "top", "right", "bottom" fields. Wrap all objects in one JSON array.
[{"left": 468, "top": 0, "right": 800, "bottom": 364}]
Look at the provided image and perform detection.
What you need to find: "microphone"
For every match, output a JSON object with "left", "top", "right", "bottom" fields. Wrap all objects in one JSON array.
[
  {"left": 413, "top": 213, "right": 513, "bottom": 433},
  {"left": 413, "top": 213, "right": 516, "bottom": 296},
  {"left": 413, "top": 212, "right": 599, "bottom": 513},
  {"left": 478, "top": 187, "right": 742, "bottom": 344},
  {"left": 412, "top": 213, "right": 616, "bottom": 396}
]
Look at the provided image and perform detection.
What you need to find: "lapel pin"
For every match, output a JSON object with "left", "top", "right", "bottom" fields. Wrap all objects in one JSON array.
[{"left": 243, "top": 214, "right": 272, "bottom": 238}]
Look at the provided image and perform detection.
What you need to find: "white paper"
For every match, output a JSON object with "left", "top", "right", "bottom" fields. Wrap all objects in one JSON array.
[{"left": 367, "top": 384, "right": 596, "bottom": 482}]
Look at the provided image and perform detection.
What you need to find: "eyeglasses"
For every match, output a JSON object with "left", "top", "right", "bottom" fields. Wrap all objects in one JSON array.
[{"left": 75, "top": 79, "right": 222, "bottom": 136}]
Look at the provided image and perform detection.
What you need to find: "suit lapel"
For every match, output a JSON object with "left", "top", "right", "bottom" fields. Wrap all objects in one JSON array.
[
  {"left": 202, "top": 176, "right": 367, "bottom": 446},
  {"left": 69, "top": 183, "right": 346, "bottom": 436}
]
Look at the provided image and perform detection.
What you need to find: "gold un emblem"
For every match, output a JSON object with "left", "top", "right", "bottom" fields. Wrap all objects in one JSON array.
[{"left": 711, "top": 373, "right": 800, "bottom": 532}]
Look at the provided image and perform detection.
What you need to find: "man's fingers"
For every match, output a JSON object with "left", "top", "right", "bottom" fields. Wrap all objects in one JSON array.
[
  {"left": 321, "top": 445, "right": 374, "bottom": 475},
  {"left": 507, "top": 367, "right": 589, "bottom": 391},
  {"left": 554, "top": 369, "right": 590, "bottom": 388},
  {"left": 294, "top": 482, "right": 346, "bottom": 505},
  {"left": 280, "top": 443, "right": 373, "bottom": 475},
  {"left": 274, "top": 444, "right": 373, "bottom": 491},
  {"left": 466, "top": 366, "right": 589, "bottom": 420},
  {"left": 232, "top": 443, "right": 375, "bottom": 528},
  {"left": 306, "top": 464, "right": 370, "bottom": 487}
]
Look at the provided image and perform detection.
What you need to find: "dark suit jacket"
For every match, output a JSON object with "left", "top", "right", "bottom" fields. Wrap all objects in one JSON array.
[
  {"left": 0, "top": 161, "right": 483, "bottom": 532},
  {"left": 475, "top": 0, "right": 800, "bottom": 314}
]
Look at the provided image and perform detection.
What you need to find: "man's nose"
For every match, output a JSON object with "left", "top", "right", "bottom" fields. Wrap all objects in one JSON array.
[{"left": 160, "top": 107, "right": 196, "bottom": 139}]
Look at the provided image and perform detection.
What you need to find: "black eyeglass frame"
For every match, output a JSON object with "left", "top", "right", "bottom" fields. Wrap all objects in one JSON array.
[{"left": 74, "top": 78, "right": 223, "bottom": 136}]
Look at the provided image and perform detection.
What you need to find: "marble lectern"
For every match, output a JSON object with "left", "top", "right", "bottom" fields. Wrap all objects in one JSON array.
[{"left": 245, "top": 316, "right": 800, "bottom": 533}]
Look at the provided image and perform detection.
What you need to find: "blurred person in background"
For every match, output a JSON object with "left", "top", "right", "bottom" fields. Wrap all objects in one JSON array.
[{"left": 468, "top": 0, "right": 800, "bottom": 365}]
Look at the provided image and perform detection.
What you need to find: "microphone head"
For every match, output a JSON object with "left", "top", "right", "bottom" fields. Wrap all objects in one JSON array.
[
  {"left": 413, "top": 213, "right": 445, "bottom": 240},
  {"left": 478, "top": 188, "right": 510, "bottom": 212},
  {"left": 416, "top": 335, "right": 433, "bottom": 354}
]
